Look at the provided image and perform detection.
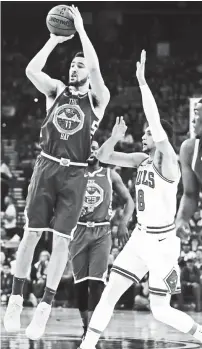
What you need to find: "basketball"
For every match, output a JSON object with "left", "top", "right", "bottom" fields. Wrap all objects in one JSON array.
[{"left": 46, "top": 5, "right": 76, "bottom": 37}]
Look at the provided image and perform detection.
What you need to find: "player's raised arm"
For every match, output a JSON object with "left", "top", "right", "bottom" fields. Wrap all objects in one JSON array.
[
  {"left": 97, "top": 117, "right": 147, "bottom": 168},
  {"left": 136, "top": 50, "right": 179, "bottom": 180},
  {"left": 176, "top": 139, "right": 199, "bottom": 240},
  {"left": 25, "top": 34, "right": 73, "bottom": 96},
  {"left": 111, "top": 169, "right": 135, "bottom": 246},
  {"left": 69, "top": 5, "right": 110, "bottom": 111}
]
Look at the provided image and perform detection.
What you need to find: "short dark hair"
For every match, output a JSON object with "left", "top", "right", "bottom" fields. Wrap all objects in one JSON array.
[
  {"left": 145, "top": 119, "right": 174, "bottom": 144},
  {"left": 161, "top": 119, "right": 173, "bottom": 142},
  {"left": 72, "top": 51, "right": 84, "bottom": 60}
]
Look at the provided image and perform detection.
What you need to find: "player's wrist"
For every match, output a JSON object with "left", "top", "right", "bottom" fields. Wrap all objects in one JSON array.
[
  {"left": 139, "top": 79, "right": 147, "bottom": 87},
  {"left": 78, "top": 27, "right": 86, "bottom": 37}
]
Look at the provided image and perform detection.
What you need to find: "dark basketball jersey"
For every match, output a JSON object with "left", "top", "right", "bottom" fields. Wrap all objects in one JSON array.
[
  {"left": 79, "top": 167, "right": 113, "bottom": 222},
  {"left": 40, "top": 87, "right": 100, "bottom": 162},
  {"left": 192, "top": 138, "right": 202, "bottom": 187}
]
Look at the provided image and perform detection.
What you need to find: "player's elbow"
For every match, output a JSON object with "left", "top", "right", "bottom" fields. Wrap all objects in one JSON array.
[
  {"left": 25, "top": 66, "right": 34, "bottom": 78},
  {"left": 25, "top": 65, "right": 40, "bottom": 77}
]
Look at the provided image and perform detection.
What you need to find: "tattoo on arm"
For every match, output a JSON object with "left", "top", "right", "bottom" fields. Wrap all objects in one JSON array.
[{"left": 158, "top": 152, "right": 163, "bottom": 173}]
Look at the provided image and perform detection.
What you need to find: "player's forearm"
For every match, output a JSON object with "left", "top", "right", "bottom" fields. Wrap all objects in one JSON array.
[
  {"left": 177, "top": 192, "right": 199, "bottom": 222},
  {"left": 121, "top": 198, "right": 135, "bottom": 225},
  {"left": 139, "top": 83, "right": 167, "bottom": 142},
  {"left": 26, "top": 38, "right": 58, "bottom": 73},
  {"left": 78, "top": 28, "right": 100, "bottom": 72},
  {"left": 97, "top": 137, "right": 118, "bottom": 163}
]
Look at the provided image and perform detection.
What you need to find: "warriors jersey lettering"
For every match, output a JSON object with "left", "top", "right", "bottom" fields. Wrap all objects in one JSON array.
[
  {"left": 80, "top": 167, "right": 113, "bottom": 222},
  {"left": 136, "top": 158, "right": 180, "bottom": 227},
  {"left": 192, "top": 138, "right": 202, "bottom": 187},
  {"left": 40, "top": 87, "right": 100, "bottom": 162}
]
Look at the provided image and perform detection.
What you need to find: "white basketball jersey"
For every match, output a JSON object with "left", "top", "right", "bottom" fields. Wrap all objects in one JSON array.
[{"left": 135, "top": 157, "right": 180, "bottom": 228}]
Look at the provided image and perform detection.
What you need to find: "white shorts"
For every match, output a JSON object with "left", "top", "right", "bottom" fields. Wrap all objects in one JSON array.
[{"left": 111, "top": 225, "right": 181, "bottom": 296}]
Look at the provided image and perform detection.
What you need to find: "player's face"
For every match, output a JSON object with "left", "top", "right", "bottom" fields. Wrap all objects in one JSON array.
[
  {"left": 88, "top": 141, "right": 99, "bottom": 166},
  {"left": 193, "top": 102, "right": 202, "bottom": 137},
  {"left": 142, "top": 127, "right": 155, "bottom": 152},
  {"left": 69, "top": 57, "right": 89, "bottom": 87}
]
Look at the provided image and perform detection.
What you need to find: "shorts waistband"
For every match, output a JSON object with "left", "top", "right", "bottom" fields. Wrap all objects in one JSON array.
[
  {"left": 41, "top": 151, "right": 88, "bottom": 167},
  {"left": 137, "top": 222, "right": 175, "bottom": 234},
  {"left": 78, "top": 221, "right": 110, "bottom": 228}
]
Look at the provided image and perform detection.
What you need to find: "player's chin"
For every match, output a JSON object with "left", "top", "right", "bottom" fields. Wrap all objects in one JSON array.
[
  {"left": 69, "top": 77, "right": 78, "bottom": 85},
  {"left": 87, "top": 157, "right": 98, "bottom": 166}
]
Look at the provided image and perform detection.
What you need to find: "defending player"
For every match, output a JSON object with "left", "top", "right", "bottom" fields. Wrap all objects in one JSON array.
[
  {"left": 69, "top": 140, "right": 134, "bottom": 339},
  {"left": 176, "top": 99, "right": 202, "bottom": 240},
  {"left": 79, "top": 51, "right": 202, "bottom": 349},
  {"left": 4, "top": 5, "right": 110, "bottom": 341}
]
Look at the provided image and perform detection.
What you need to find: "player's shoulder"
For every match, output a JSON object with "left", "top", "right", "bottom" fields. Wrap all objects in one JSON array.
[
  {"left": 179, "top": 138, "right": 196, "bottom": 167},
  {"left": 180, "top": 138, "right": 195, "bottom": 157}
]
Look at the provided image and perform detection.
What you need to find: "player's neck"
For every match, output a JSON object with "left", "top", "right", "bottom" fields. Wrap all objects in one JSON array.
[
  {"left": 69, "top": 84, "right": 89, "bottom": 94},
  {"left": 88, "top": 164, "right": 100, "bottom": 173},
  {"left": 148, "top": 148, "right": 156, "bottom": 159}
]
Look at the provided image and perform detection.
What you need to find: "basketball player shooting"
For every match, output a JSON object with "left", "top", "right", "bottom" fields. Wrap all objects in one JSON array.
[
  {"left": 79, "top": 51, "right": 202, "bottom": 349},
  {"left": 4, "top": 5, "right": 110, "bottom": 341},
  {"left": 176, "top": 99, "right": 202, "bottom": 241},
  {"left": 69, "top": 140, "right": 134, "bottom": 339}
]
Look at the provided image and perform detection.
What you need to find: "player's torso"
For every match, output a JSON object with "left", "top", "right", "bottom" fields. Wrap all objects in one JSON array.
[
  {"left": 192, "top": 138, "right": 202, "bottom": 187},
  {"left": 135, "top": 158, "right": 179, "bottom": 227},
  {"left": 79, "top": 167, "right": 113, "bottom": 222},
  {"left": 40, "top": 87, "right": 99, "bottom": 162}
]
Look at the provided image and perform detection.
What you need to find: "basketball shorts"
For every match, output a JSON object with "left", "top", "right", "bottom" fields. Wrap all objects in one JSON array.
[
  {"left": 111, "top": 225, "right": 181, "bottom": 296},
  {"left": 69, "top": 224, "right": 112, "bottom": 284},
  {"left": 24, "top": 155, "right": 88, "bottom": 238}
]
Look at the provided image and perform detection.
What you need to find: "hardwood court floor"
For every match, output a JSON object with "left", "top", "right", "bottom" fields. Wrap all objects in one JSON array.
[{"left": 1, "top": 307, "right": 202, "bottom": 349}]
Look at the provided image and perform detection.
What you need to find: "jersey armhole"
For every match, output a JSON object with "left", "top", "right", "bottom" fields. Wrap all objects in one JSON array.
[
  {"left": 46, "top": 85, "right": 67, "bottom": 114},
  {"left": 88, "top": 91, "right": 103, "bottom": 120}
]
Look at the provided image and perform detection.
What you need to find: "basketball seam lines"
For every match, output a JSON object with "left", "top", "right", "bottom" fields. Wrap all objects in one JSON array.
[
  {"left": 47, "top": 14, "right": 74, "bottom": 23},
  {"left": 47, "top": 23, "right": 75, "bottom": 31}
]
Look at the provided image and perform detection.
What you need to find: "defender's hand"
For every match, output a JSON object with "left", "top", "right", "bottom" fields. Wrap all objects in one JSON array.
[
  {"left": 136, "top": 49, "right": 147, "bottom": 86},
  {"left": 117, "top": 221, "right": 129, "bottom": 247},
  {"left": 176, "top": 219, "right": 191, "bottom": 241},
  {"left": 111, "top": 117, "right": 127, "bottom": 141},
  {"left": 50, "top": 33, "right": 74, "bottom": 44},
  {"left": 68, "top": 5, "right": 84, "bottom": 34}
]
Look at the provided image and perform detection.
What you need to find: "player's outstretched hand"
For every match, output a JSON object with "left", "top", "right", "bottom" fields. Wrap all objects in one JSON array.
[
  {"left": 176, "top": 219, "right": 191, "bottom": 242},
  {"left": 68, "top": 5, "right": 84, "bottom": 34},
  {"left": 50, "top": 33, "right": 74, "bottom": 44},
  {"left": 111, "top": 117, "right": 127, "bottom": 141},
  {"left": 117, "top": 221, "right": 129, "bottom": 248},
  {"left": 136, "top": 49, "right": 147, "bottom": 86}
]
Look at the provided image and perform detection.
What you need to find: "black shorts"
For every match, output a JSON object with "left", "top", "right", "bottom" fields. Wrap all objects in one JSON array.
[
  {"left": 69, "top": 224, "right": 112, "bottom": 283},
  {"left": 25, "top": 155, "right": 88, "bottom": 238}
]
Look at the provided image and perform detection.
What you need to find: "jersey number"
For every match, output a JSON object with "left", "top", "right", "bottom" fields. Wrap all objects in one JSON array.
[{"left": 137, "top": 189, "right": 145, "bottom": 211}]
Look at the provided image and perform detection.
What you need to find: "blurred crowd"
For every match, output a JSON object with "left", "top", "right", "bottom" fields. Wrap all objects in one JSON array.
[{"left": 1, "top": 11, "right": 202, "bottom": 311}]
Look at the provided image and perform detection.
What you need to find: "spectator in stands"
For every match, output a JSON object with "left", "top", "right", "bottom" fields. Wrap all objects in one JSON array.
[
  {"left": 31, "top": 250, "right": 50, "bottom": 299},
  {"left": 0, "top": 157, "right": 12, "bottom": 212},
  {"left": 2, "top": 196, "right": 17, "bottom": 240},
  {"left": 180, "top": 258, "right": 201, "bottom": 312},
  {"left": 1, "top": 262, "right": 13, "bottom": 305},
  {"left": 180, "top": 241, "right": 196, "bottom": 262},
  {"left": 0, "top": 251, "right": 6, "bottom": 272},
  {"left": 195, "top": 247, "right": 202, "bottom": 270}
]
